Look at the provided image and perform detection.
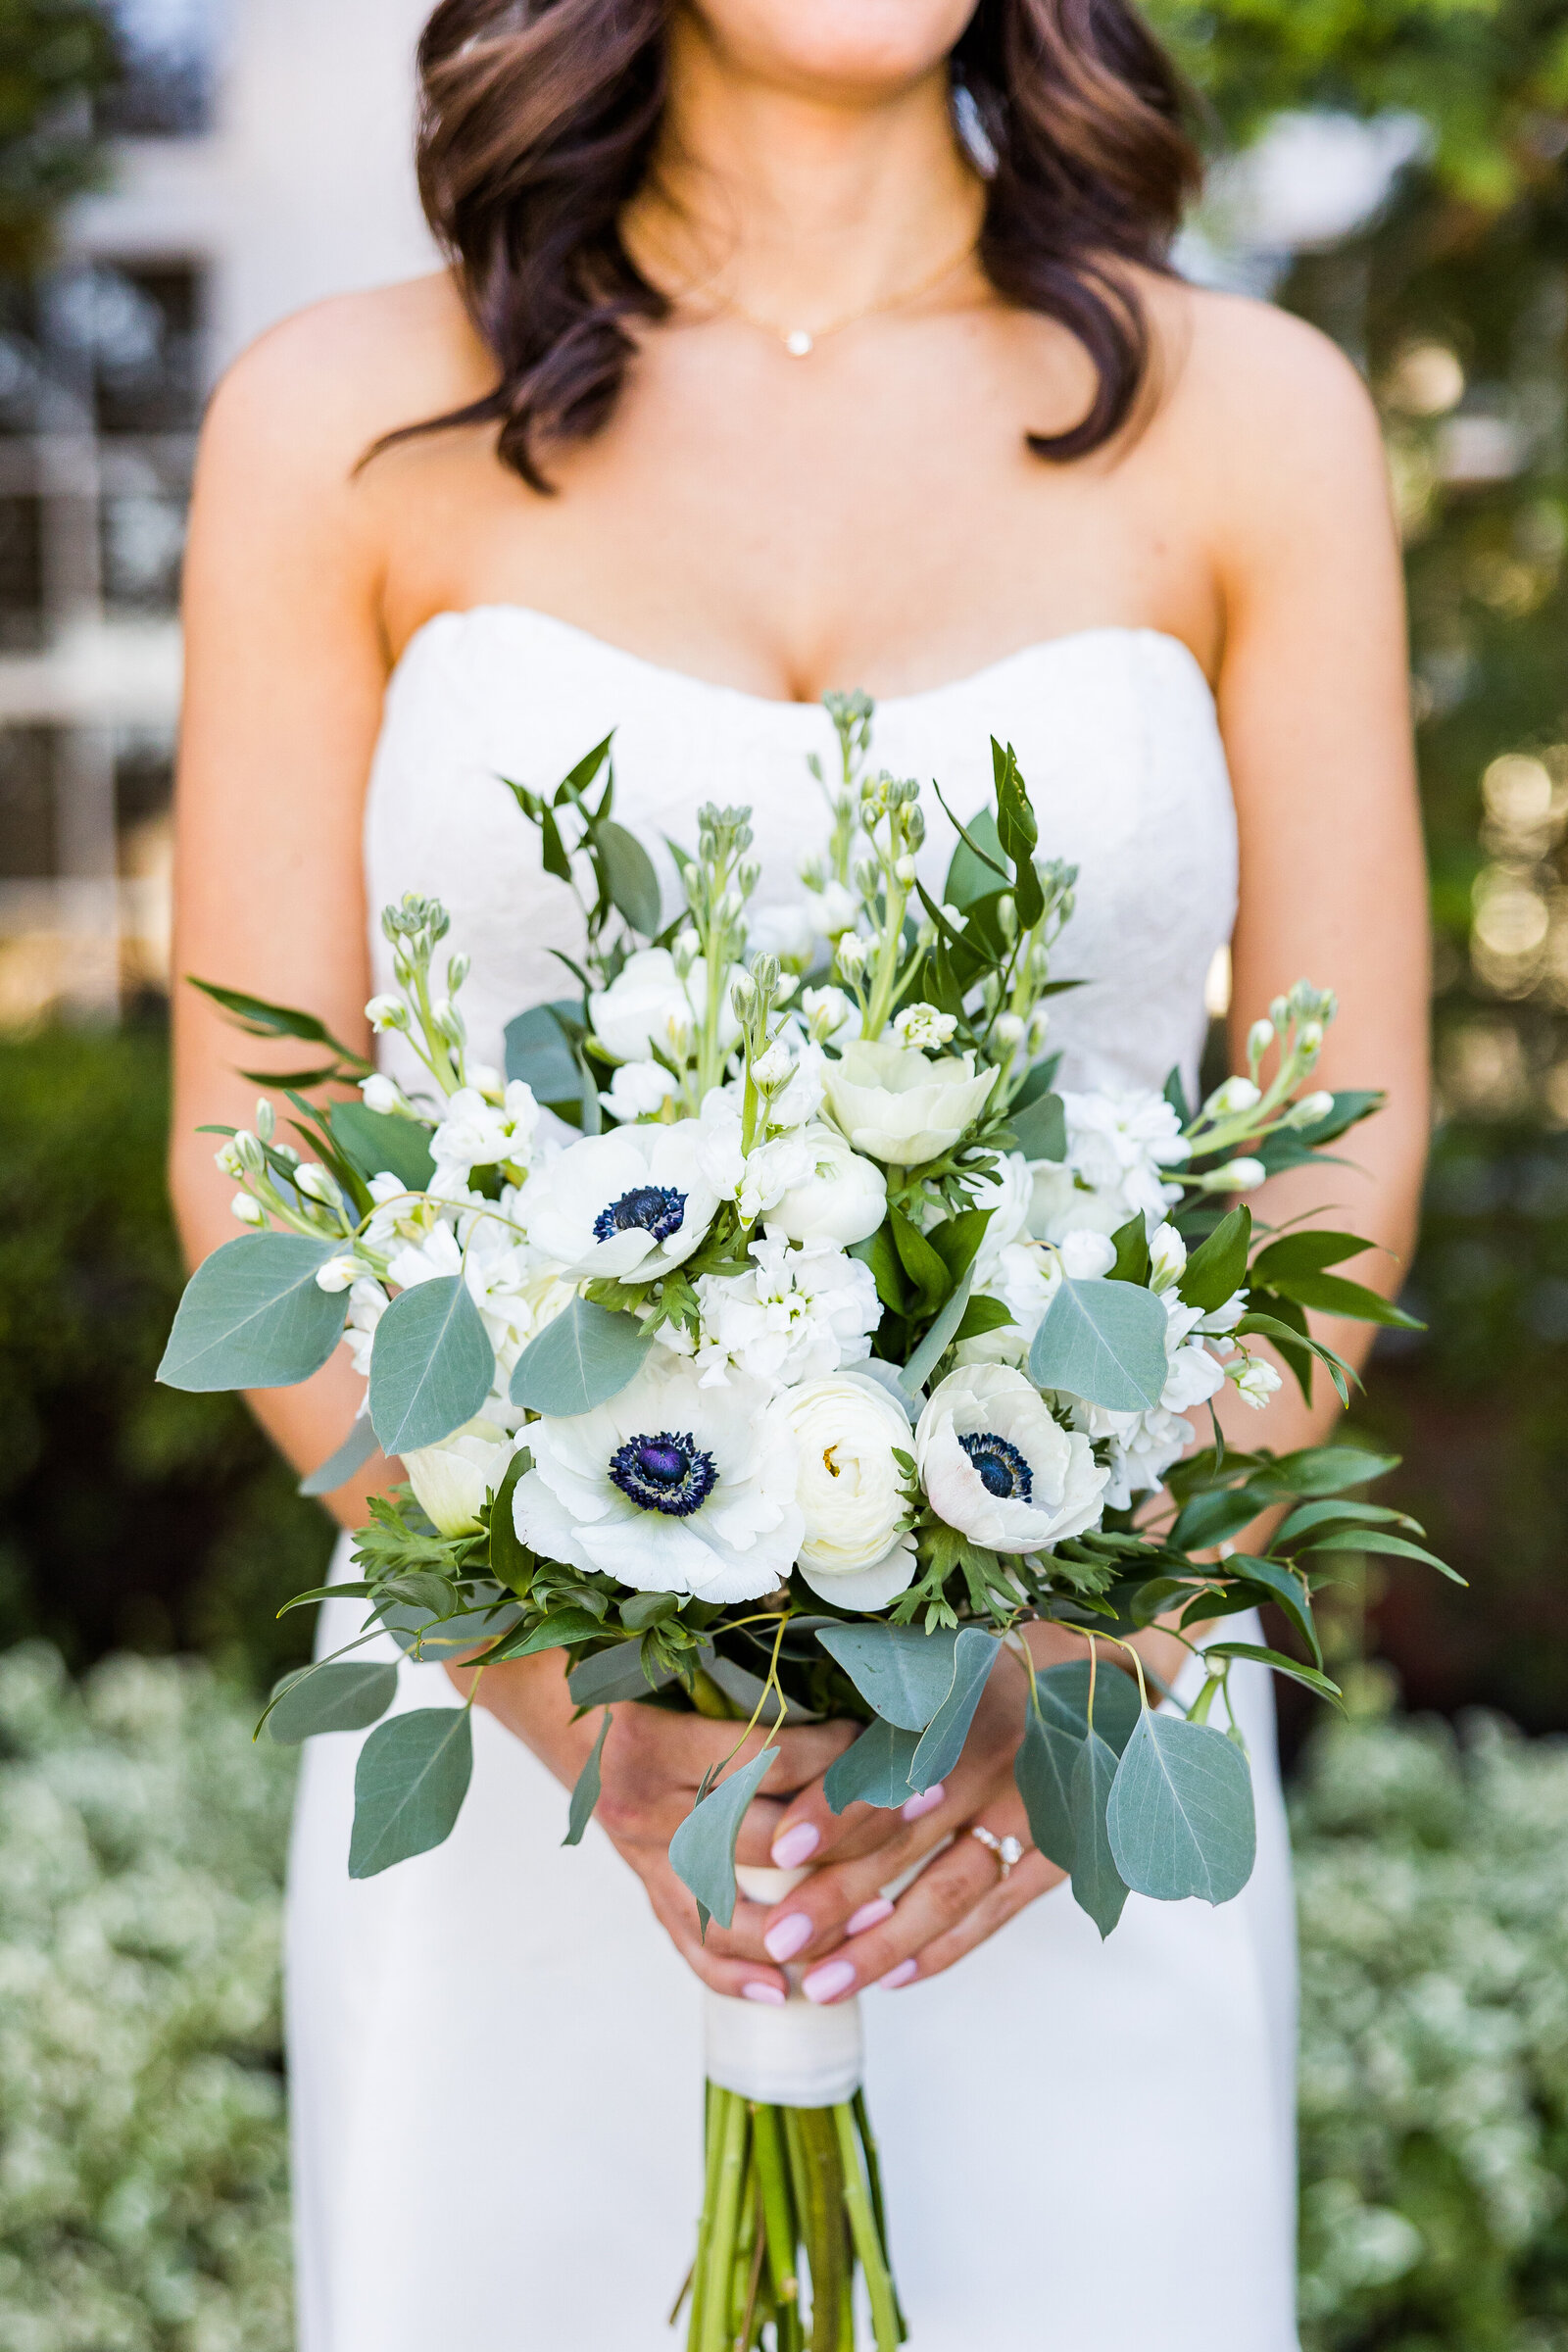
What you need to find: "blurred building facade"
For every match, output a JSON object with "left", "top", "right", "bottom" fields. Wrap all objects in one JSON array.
[{"left": 0, "top": 0, "right": 435, "bottom": 1023}]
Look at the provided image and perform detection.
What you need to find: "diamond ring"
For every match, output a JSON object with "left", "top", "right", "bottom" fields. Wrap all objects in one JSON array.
[{"left": 969, "top": 1825, "right": 1025, "bottom": 1883}]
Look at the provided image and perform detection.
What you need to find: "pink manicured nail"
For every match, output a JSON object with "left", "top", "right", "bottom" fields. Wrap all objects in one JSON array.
[
  {"left": 763, "top": 1913, "right": 813, "bottom": 1963},
  {"left": 742, "top": 1981, "right": 787, "bottom": 2006},
  {"left": 902, "top": 1784, "right": 945, "bottom": 1823},
  {"left": 803, "top": 1958, "right": 857, "bottom": 2005},
  {"left": 771, "top": 1822, "right": 820, "bottom": 1870},
  {"left": 847, "top": 1898, "right": 894, "bottom": 1937},
  {"left": 878, "top": 1960, "right": 919, "bottom": 1990}
]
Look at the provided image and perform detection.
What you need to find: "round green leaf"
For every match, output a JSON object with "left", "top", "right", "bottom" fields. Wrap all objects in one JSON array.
[
  {"left": 349, "top": 1706, "right": 474, "bottom": 1878},
  {"left": 158, "top": 1232, "right": 344, "bottom": 1392},
  {"left": 1105, "top": 1710, "right": 1256, "bottom": 1906},
  {"left": 369, "top": 1274, "right": 495, "bottom": 1456}
]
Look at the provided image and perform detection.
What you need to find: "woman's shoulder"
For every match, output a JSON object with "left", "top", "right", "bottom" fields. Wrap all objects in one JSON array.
[
  {"left": 1144, "top": 273, "right": 1385, "bottom": 475},
  {"left": 199, "top": 270, "right": 489, "bottom": 489}
]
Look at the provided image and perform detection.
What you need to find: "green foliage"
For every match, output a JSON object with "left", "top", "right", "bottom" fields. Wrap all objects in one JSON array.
[
  {"left": 1294, "top": 1701, "right": 1568, "bottom": 2349},
  {"left": 0, "top": 0, "right": 114, "bottom": 272},
  {"left": 0, "top": 1642, "right": 294, "bottom": 2349},
  {"left": 0, "top": 1020, "right": 333, "bottom": 1687}
]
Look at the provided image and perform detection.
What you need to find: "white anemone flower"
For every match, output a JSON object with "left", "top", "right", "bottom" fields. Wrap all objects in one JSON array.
[
  {"left": 916, "top": 1362, "right": 1107, "bottom": 1553},
  {"left": 786, "top": 1371, "right": 917, "bottom": 1608},
  {"left": 512, "top": 1363, "right": 802, "bottom": 1602},
  {"left": 521, "top": 1124, "right": 719, "bottom": 1281}
]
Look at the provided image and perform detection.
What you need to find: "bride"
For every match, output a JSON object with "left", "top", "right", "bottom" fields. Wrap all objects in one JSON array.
[{"left": 171, "top": 2, "right": 1429, "bottom": 2345}]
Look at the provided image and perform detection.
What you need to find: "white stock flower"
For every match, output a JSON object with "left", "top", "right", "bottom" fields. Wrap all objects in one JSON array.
[
  {"left": 342, "top": 1276, "right": 390, "bottom": 1379},
  {"left": 1149, "top": 1222, "right": 1188, "bottom": 1291},
  {"left": 824, "top": 1039, "right": 998, "bottom": 1167},
  {"left": 786, "top": 1371, "right": 918, "bottom": 1607},
  {"left": 521, "top": 1124, "right": 719, "bottom": 1281},
  {"left": 964, "top": 1151, "right": 1034, "bottom": 1285},
  {"left": 977, "top": 1226, "right": 1115, "bottom": 1346},
  {"left": 1204, "top": 1075, "right": 1262, "bottom": 1118},
  {"left": 1230, "top": 1355, "right": 1283, "bottom": 1408},
  {"left": 405, "top": 1417, "right": 519, "bottom": 1538},
  {"left": 764, "top": 1123, "right": 887, "bottom": 1248},
  {"left": 385, "top": 1203, "right": 573, "bottom": 1380},
  {"left": 802, "top": 985, "right": 853, "bottom": 1043},
  {"left": 315, "top": 1251, "right": 368, "bottom": 1293},
  {"left": 230, "top": 1192, "right": 266, "bottom": 1227},
  {"left": 513, "top": 1362, "right": 802, "bottom": 1602},
  {"left": 766, "top": 1041, "right": 827, "bottom": 1133},
  {"left": 429, "top": 1081, "right": 539, "bottom": 1193},
  {"left": 692, "top": 1237, "right": 879, "bottom": 1389},
  {"left": 601, "top": 1059, "right": 678, "bottom": 1122},
  {"left": 1073, "top": 1399, "right": 1196, "bottom": 1511},
  {"left": 916, "top": 1363, "right": 1107, "bottom": 1553},
  {"left": 1029, "top": 1087, "right": 1192, "bottom": 1241},
  {"left": 365, "top": 994, "right": 408, "bottom": 1033},
  {"left": 893, "top": 1003, "right": 957, "bottom": 1051}
]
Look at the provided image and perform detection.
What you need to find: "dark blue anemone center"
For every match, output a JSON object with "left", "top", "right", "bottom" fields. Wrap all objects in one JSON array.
[
  {"left": 958, "top": 1430, "right": 1034, "bottom": 1503},
  {"left": 609, "top": 1430, "right": 719, "bottom": 1518},
  {"left": 593, "top": 1183, "right": 687, "bottom": 1247}
]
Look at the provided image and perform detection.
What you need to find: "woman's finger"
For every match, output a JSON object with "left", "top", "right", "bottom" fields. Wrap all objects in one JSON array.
[{"left": 640, "top": 1868, "right": 790, "bottom": 2002}]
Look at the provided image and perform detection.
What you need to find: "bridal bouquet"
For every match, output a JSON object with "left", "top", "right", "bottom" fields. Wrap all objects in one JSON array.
[{"left": 161, "top": 695, "right": 1451, "bottom": 2350}]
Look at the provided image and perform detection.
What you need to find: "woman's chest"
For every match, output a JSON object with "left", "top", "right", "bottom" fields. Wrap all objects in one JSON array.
[{"left": 373, "top": 313, "right": 1221, "bottom": 702}]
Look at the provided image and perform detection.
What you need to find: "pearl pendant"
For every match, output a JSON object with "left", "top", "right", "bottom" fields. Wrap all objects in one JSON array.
[{"left": 783, "top": 328, "right": 814, "bottom": 358}]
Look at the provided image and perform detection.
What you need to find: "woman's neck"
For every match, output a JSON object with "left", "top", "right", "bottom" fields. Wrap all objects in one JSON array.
[{"left": 625, "top": 15, "right": 986, "bottom": 336}]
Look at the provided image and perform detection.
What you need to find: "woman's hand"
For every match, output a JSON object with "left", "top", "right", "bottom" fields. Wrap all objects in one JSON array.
[{"left": 460, "top": 1651, "right": 862, "bottom": 1999}]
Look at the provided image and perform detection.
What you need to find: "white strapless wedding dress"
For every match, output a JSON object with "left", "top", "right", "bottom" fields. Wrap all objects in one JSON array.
[{"left": 286, "top": 610, "right": 1301, "bottom": 2352}]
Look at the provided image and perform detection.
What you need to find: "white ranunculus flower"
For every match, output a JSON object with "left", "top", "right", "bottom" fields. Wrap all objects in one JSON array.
[
  {"left": 916, "top": 1363, "right": 1107, "bottom": 1553},
  {"left": 693, "top": 1237, "right": 879, "bottom": 1389},
  {"left": 587, "top": 948, "right": 695, "bottom": 1065},
  {"left": 405, "top": 1417, "right": 518, "bottom": 1537},
  {"left": 764, "top": 1123, "right": 887, "bottom": 1248},
  {"left": 513, "top": 1362, "right": 802, "bottom": 1602},
  {"left": 952, "top": 1321, "right": 1029, "bottom": 1370},
  {"left": 589, "top": 947, "right": 742, "bottom": 1066},
  {"left": 748, "top": 902, "right": 819, "bottom": 966},
  {"left": 521, "top": 1123, "right": 719, "bottom": 1281},
  {"left": 823, "top": 1040, "right": 999, "bottom": 1167},
  {"left": 601, "top": 1059, "right": 678, "bottom": 1122},
  {"left": 786, "top": 1371, "right": 918, "bottom": 1608}
]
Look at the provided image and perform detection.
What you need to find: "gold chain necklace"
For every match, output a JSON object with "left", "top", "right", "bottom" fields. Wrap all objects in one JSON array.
[{"left": 704, "top": 231, "right": 981, "bottom": 359}]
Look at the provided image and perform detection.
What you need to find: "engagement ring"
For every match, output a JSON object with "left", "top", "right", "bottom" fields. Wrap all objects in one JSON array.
[{"left": 969, "top": 1826, "right": 1025, "bottom": 1883}]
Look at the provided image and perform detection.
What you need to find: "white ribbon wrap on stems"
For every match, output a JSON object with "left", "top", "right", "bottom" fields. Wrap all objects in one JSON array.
[{"left": 702, "top": 1863, "right": 864, "bottom": 2108}]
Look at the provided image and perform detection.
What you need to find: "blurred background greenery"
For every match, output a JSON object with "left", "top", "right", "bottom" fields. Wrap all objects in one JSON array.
[{"left": 0, "top": 2, "right": 1565, "bottom": 2347}]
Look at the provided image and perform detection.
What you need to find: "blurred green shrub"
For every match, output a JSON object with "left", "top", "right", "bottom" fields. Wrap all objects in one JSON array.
[
  {"left": 1296, "top": 1701, "right": 1568, "bottom": 2350},
  {"left": 0, "top": 1641, "right": 293, "bottom": 2351},
  {"left": 0, "top": 1017, "right": 331, "bottom": 1686}
]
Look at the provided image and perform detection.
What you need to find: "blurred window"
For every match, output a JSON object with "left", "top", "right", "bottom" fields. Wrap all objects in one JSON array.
[{"left": 102, "top": 0, "right": 218, "bottom": 140}]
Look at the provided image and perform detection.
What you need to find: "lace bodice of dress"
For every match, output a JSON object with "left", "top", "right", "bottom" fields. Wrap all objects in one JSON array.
[{"left": 365, "top": 607, "right": 1237, "bottom": 1098}]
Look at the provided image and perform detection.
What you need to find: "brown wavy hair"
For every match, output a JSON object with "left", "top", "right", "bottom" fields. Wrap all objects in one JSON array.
[{"left": 399, "top": 0, "right": 1201, "bottom": 491}]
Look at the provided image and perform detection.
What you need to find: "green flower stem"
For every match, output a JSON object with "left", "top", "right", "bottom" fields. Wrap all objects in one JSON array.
[
  {"left": 834, "top": 2103, "right": 901, "bottom": 2352},
  {"left": 699, "top": 2087, "right": 750, "bottom": 2352},
  {"left": 688, "top": 2082, "right": 728, "bottom": 2352},
  {"left": 794, "top": 2105, "right": 849, "bottom": 2350},
  {"left": 851, "top": 2090, "right": 906, "bottom": 2340},
  {"left": 730, "top": 2149, "right": 760, "bottom": 2338},
  {"left": 752, "top": 2100, "right": 802, "bottom": 2321}
]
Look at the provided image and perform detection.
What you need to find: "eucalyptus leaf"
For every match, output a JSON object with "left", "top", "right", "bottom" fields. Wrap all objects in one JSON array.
[
  {"left": 267, "top": 1660, "right": 399, "bottom": 1743},
  {"left": 505, "top": 1003, "right": 584, "bottom": 1107},
  {"left": 909, "top": 1629, "right": 1002, "bottom": 1789},
  {"left": 1014, "top": 1704, "right": 1078, "bottom": 1871},
  {"left": 824, "top": 1717, "right": 923, "bottom": 1813},
  {"left": 1029, "top": 1276, "right": 1168, "bottom": 1411},
  {"left": 669, "top": 1745, "right": 778, "bottom": 1930},
  {"left": 158, "top": 1233, "right": 344, "bottom": 1393},
  {"left": 328, "top": 1102, "right": 435, "bottom": 1192},
  {"left": 348, "top": 1706, "right": 474, "bottom": 1878},
  {"left": 568, "top": 1643, "right": 676, "bottom": 1707},
  {"left": 702, "top": 1653, "right": 818, "bottom": 1725},
  {"left": 510, "top": 1295, "right": 654, "bottom": 1417},
  {"left": 856, "top": 1358, "right": 920, "bottom": 1421},
  {"left": 814, "top": 1623, "right": 962, "bottom": 1732},
  {"left": 369, "top": 1275, "right": 495, "bottom": 1455},
  {"left": 1105, "top": 1711, "right": 1255, "bottom": 1906},
  {"left": 1069, "top": 1730, "right": 1130, "bottom": 1938},
  {"left": 298, "top": 1413, "right": 379, "bottom": 1498},
  {"left": 1035, "top": 1659, "right": 1141, "bottom": 1753},
  {"left": 563, "top": 1710, "right": 612, "bottom": 1846}
]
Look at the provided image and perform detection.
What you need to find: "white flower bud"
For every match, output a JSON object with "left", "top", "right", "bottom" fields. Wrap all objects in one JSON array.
[
  {"left": 673, "top": 927, "right": 700, "bottom": 978},
  {"left": 940, "top": 904, "right": 962, "bottom": 930},
  {"left": 1204, "top": 1075, "right": 1261, "bottom": 1118},
  {"left": 802, "top": 985, "right": 853, "bottom": 1043},
  {"left": 893, "top": 1003, "right": 958, "bottom": 1052},
  {"left": 366, "top": 994, "right": 408, "bottom": 1032},
  {"left": 1026, "top": 1005, "right": 1053, "bottom": 1054},
  {"left": 894, "top": 855, "right": 917, "bottom": 887},
  {"left": 446, "top": 952, "right": 470, "bottom": 993},
  {"left": 361, "top": 1072, "right": 409, "bottom": 1116},
  {"left": 231, "top": 1192, "right": 266, "bottom": 1227},
  {"left": 1230, "top": 1355, "right": 1283, "bottom": 1408},
  {"left": 1247, "top": 1019, "right": 1274, "bottom": 1064},
  {"left": 214, "top": 1139, "right": 245, "bottom": 1179},
  {"left": 255, "top": 1099, "right": 276, "bottom": 1143},
  {"left": 294, "top": 1162, "right": 340, "bottom": 1206},
  {"left": 751, "top": 1040, "right": 794, "bottom": 1090},
  {"left": 315, "top": 1252, "right": 365, "bottom": 1293},
  {"left": 1217, "top": 1157, "right": 1266, "bottom": 1192},
  {"left": 993, "top": 1012, "right": 1026, "bottom": 1049},
  {"left": 1295, "top": 1089, "right": 1336, "bottom": 1124},
  {"left": 1298, "top": 1020, "right": 1324, "bottom": 1056},
  {"left": 835, "top": 933, "right": 868, "bottom": 980},
  {"left": 233, "top": 1130, "right": 267, "bottom": 1176},
  {"left": 1149, "top": 1222, "right": 1188, "bottom": 1290}
]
